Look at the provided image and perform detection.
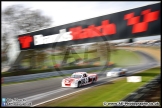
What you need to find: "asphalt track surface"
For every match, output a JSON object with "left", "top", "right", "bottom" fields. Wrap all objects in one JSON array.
[{"left": 1, "top": 51, "right": 159, "bottom": 106}]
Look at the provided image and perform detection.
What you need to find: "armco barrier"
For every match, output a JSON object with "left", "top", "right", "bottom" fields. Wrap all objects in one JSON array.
[
  {"left": 3, "top": 66, "right": 104, "bottom": 83},
  {"left": 121, "top": 75, "right": 161, "bottom": 102}
]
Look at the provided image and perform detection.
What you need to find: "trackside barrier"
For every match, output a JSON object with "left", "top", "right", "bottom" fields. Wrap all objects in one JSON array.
[
  {"left": 2, "top": 66, "right": 105, "bottom": 83},
  {"left": 121, "top": 75, "right": 161, "bottom": 102}
]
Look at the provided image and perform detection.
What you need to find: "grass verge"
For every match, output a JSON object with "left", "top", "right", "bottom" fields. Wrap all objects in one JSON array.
[
  {"left": 110, "top": 49, "right": 141, "bottom": 66},
  {"left": 119, "top": 47, "right": 161, "bottom": 63},
  {"left": 2, "top": 49, "right": 141, "bottom": 77},
  {"left": 39, "top": 67, "right": 160, "bottom": 107}
]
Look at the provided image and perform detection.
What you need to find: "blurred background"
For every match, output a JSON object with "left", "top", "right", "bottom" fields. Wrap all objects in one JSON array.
[
  {"left": 1, "top": 1, "right": 160, "bottom": 73},
  {"left": 1, "top": 1, "right": 161, "bottom": 107}
]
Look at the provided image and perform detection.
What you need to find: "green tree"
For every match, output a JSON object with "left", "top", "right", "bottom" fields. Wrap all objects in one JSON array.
[{"left": 2, "top": 4, "right": 53, "bottom": 69}]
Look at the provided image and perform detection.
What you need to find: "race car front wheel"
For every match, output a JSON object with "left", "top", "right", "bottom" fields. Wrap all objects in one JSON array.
[{"left": 77, "top": 81, "right": 82, "bottom": 88}]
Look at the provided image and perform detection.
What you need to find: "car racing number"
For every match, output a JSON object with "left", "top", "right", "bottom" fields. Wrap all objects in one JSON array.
[
  {"left": 81, "top": 77, "right": 88, "bottom": 84},
  {"left": 81, "top": 78, "right": 85, "bottom": 84},
  {"left": 85, "top": 77, "right": 88, "bottom": 83}
]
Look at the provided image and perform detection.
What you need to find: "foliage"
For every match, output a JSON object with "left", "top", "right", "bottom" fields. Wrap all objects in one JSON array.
[{"left": 2, "top": 4, "right": 53, "bottom": 68}]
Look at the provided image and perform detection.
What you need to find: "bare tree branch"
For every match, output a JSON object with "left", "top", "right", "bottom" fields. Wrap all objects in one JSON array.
[{"left": 2, "top": 4, "right": 53, "bottom": 69}]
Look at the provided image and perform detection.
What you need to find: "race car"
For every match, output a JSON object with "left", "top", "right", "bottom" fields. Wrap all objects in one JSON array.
[
  {"left": 62, "top": 72, "right": 98, "bottom": 88},
  {"left": 107, "top": 67, "right": 127, "bottom": 77}
]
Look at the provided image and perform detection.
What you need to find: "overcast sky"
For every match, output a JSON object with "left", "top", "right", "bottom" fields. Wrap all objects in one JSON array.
[
  {"left": 1, "top": 1, "right": 161, "bottom": 64},
  {"left": 2, "top": 1, "right": 160, "bottom": 27}
]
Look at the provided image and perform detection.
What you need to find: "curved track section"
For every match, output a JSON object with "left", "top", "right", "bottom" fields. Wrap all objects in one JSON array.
[{"left": 2, "top": 51, "right": 159, "bottom": 106}]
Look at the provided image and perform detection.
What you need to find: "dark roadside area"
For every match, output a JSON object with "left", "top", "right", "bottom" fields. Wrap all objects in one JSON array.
[{"left": 143, "top": 83, "right": 161, "bottom": 106}]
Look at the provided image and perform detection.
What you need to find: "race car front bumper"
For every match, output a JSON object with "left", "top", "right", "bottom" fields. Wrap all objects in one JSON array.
[{"left": 61, "top": 82, "right": 78, "bottom": 88}]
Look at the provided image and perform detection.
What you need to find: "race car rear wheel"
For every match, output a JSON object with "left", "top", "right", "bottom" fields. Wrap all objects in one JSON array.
[
  {"left": 124, "top": 72, "right": 127, "bottom": 76},
  {"left": 77, "top": 81, "right": 82, "bottom": 88},
  {"left": 92, "top": 78, "right": 96, "bottom": 83}
]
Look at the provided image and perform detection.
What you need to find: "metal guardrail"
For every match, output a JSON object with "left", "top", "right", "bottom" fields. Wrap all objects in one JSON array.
[
  {"left": 2, "top": 66, "right": 104, "bottom": 83},
  {"left": 121, "top": 75, "right": 161, "bottom": 102}
]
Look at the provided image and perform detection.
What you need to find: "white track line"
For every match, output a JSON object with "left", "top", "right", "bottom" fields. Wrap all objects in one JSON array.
[
  {"left": 32, "top": 65, "right": 158, "bottom": 107},
  {"left": 24, "top": 88, "right": 70, "bottom": 102}
]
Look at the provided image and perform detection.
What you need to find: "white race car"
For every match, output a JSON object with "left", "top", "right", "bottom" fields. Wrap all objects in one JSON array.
[
  {"left": 107, "top": 68, "right": 127, "bottom": 77},
  {"left": 62, "top": 72, "right": 98, "bottom": 88}
]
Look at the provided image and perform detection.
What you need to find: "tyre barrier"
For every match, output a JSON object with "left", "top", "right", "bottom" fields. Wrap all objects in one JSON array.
[{"left": 121, "top": 75, "right": 161, "bottom": 102}]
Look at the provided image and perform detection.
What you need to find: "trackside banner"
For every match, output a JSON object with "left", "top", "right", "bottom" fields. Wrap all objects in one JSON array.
[{"left": 18, "top": 3, "right": 161, "bottom": 50}]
